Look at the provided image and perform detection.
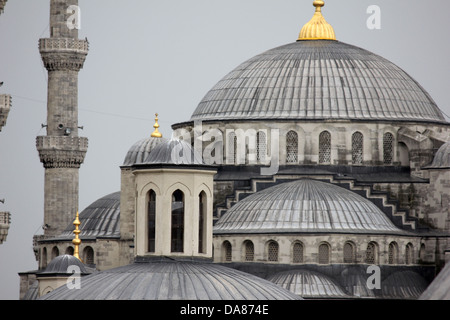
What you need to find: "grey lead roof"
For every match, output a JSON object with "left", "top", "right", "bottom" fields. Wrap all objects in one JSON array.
[
  {"left": 55, "top": 192, "right": 120, "bottom": 240},
  {"left": 39, "top": 259, "right": 301, "bottom": 300},
  {"left": 143, "top": 138, "right": 204, "bottom": 165},
  {"left": 191, "top": 40, "right": 446, "bottom": 123},
  {"left": 214, "top": 179, "right": 402, "bottom": 235},
  {"left": 123, "top": 137, "right": 168, "bottom": 166},
  {"left": 429, "top": 141, "right": 450, "bottom": 168}
]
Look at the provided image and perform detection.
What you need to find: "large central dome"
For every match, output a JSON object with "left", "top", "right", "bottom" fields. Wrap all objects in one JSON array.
[{"left": 191, "top": 40, "right": 445, "bottom": 123}]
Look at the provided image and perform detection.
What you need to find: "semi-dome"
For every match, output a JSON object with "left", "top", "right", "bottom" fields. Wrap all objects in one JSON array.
[
  {"left": 190, "top": 40, "right": 445, "bottom": 123},
  {"left": 54, "top": 192, "right": 121, "bottom": 240},
  {"left": 267, "top": 269, "right": 349, "bottom": 299},
  {"left": 39, "top": 258, "right": 301, "bottom": 300},
  {"left": 429, "top": 141, "right": 450, "bottom": 168},
  {"left": 214, "top": 179, "right": 402, "bottom": 234},
  {"left": 143, "top": 138, "right": 203, "bottom": 165}
]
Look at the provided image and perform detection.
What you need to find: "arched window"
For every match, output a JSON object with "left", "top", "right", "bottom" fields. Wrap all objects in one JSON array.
[
  {"left": 318, "top": 243, "right": 330, "bottom": 264},
  {"left": 42, "top": 247, "right": 48, "bottom": 269},
  {"left": 147, "top": 190, "right": 156, "bottom": 253},
  {"left": 268, "top": 241, "right": 279, "bottom": 262},
  {"left": 419, "top": 243, "right": 426, "bottom": 262},
  {"left": 365, "top": 242, "right": 378, "bottom": 264},
  {"left": 405, "top": 243, "right": 414, "bottom": 265},
  {"left": 83, "top": 246, "right": 94, "bottom": 265},
  {"left": 257, "top": 131, "right": 267, "bottom": 163},
  {"left": 319, "top": 131, "right": 331, "bottom": 164},
  {"left": 388, "top": 242, "right": 398, "bottom": 265},
  {"left": 51, "top": 246, "right": 59, "bottom": 259},
  {"left": 244, "top": 240, "right": 254, "bottom": 262},
  {"left": 286, "top": 130, "right": 298, "bottom": 164},
  {"left": 223, "top": 241, "right": 232, "bottom": 262},
  {"left": 171, "top": 190, "right": 184, "bottom": 253},
  {"left": 383, "top": 132, "right": 394, "bottom": 164},
  {"left": 352, "top": 132, "right": 364, "bottom": 165},
  {"left": 198, "top": 192, "right": 207, "bottom": 254},
  {"left": 292, "top": 242, "right": 304, "bottom": 263},
  {"left": 343, "top": 241, "right": 356, "bottom": 263},
  {"left": 227, "top": 132, "right": 237, "bottom": 164},
  {"left": 65, "top": 246, "right": 74, "bottom": 255}
]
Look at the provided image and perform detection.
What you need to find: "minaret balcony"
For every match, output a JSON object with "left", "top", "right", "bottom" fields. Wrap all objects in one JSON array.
[
  {"left": 39, "top": 38, "right": 89, "bottom": 71},
  {"left": 36, "top": 136, "right": 88, "bottom": 168}
]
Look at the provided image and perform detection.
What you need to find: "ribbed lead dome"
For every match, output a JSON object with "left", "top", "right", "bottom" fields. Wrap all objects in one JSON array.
[
  {"left": 123, "top": 137, "right": 168, "bottom": 166},
  {"left": 430, "top": 141, "right": 450, "bottom": 168},
  {"left": 39, "top": 259, "right": 301, "bottom": 300},
  {"left": 214, "top": 179, "right": 402, "bottom": 234},
  {"left": 191, "top": 40, "right": 445, "bottom": 123}
]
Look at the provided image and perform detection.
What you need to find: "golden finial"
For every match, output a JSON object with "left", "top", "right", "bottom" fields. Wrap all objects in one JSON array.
[
  {"left": 298, "top": 0, "right": 336, "bottom": 41},
  {"left": 151, "top": 113, "right": 162, "bottom": 138},
  {"left": 72, "top": 211, "right": 82, "bottom": 262}
]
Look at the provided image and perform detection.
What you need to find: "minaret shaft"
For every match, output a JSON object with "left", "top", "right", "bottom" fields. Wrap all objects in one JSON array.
[{"left": 37, "top": 0, "right": 88, "bottom": 237}]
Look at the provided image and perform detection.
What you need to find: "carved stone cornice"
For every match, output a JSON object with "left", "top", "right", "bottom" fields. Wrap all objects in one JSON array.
[
  {"left": 0, "top": 94, "right": 11, "bottom": 131},
  {"left": 36, "top": 136, "right": 88, "bottom": 168},
  {"left": 39, "top": 38, "right": 89, "bottom": 72}
]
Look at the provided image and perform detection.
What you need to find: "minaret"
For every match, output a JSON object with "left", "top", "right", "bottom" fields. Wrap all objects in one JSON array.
[{"left": 36, "top": 0, "right": 89, "bottom": 237}]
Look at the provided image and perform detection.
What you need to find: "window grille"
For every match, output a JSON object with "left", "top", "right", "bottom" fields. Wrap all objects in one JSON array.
[
  {"left": 223, "top": 241, "right": 232, "bottom": 262},
  {"left": 244, "top": 241, "right": 254, "bottom": 261},
  {"left": 227, "top": 132, "right": 237, "bottom": 164},
  {"left": 84, "top": 247, "right": 94, "bottom": 265},
  {"left": 286, "top": 131, "right": 298, "bottom": 164},
  {"left": 171, "top": 190, "right": 184, "bottom": 253},
  {"left": 319, "top": 131, "right": 331, "bottom": 164},
  {"left": 268, "top": 241, "right": 279, "bottom": 262},
  {"left": 383, "top": 133, "right": 394, "bottom": 164},
  {"left": 365, "top": 242, "right": 377, "bottom": 264},
  {"left": 257, "top": 131, "right": 267, "bottom": 163},
  {"left": 148, "top": 190, "right": 156, "bottom": 253},
  {"left": 343, "top": 242, "right": 355, "bottom": 263},
  {"left": 293, "top": 242, "right": 304, "bottom": 263},
  {"left": 352, "top": 132, "right": 363, "bottom": 165},
  {"left": 388, "top": 242, "right": 398, "bottom": 265},
  {"left": 318, "top": 243, "right": 330, "bottom": 264}
]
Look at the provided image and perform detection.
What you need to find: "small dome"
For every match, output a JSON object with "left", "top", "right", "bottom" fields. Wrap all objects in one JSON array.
[
  {"left": 123, "top": 137, "right": 168, "bottom": 166},
  {"left": 39, "top": 258, "right": 301, "bottom": 300},
  {"left": 55, "top": 192, "right": 121, "bottom": 240},
  {"left": 430, "top": 141, "right": 450, "bottom": 168},
  {"left": 144, "top": 138, "right": 203, "bottom": 165},
  {"left": 39, "top": 254, "right": 89, "bottom": 275},
  {"left": 267, "top": 269, "right": 348, "bottom": 299},
  {"left": 420, "top": 257, "right": 450, "bottom": 300},
  {"left": 381, "top": 271, "right": 429, "bottom": 300},
  {"left": 214, "top": 179, "right": 402, "bottom": 234}
]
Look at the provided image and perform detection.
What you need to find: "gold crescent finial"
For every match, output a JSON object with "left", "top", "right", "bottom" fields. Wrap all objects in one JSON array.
[
  {"left": 151, "top": 113, "right": 162, "bottom": 138},
  {"left": 72, "top": 211, "right": 82, "bottom": 262},
  {"left": 298, "top": 0, "right": 336, "bottom": 41}
]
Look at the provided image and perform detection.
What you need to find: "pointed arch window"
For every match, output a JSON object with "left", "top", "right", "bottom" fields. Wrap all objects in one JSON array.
[
  {"left": 244, "top": 240, "right": 254, "bottom": 262},
  {"left": 365, "top": 242, "right": 378, "bottom": 264},
  {"left": 293, "top": 242, "right": 304, "bottom": 263},
  {"left": 147, "top": 190, "right": 156, "bottom": 253},
  {"left": 268, "top": 241, "right": 279, "bottom": 262},
  {"left": 388, "top": 242, "right": 398, "bottom": 265},
  {"left": 319, "top": 131, "right": 331, "bottom": 164},
  {"left": 223, "top": 241, "right": 232, "bottom": 262},
  {"left": 352, "top": 132, "right": 364, "bottom": 165},
  {"left": 343, "top": 241, "right": 356, "bottom": 263},
  {"left": 383, "top": 132, "right": 394, "bottom": 164},
  {"left": 405, "top": 243, "right": 414, "bottom": 265},
  {"left": 83, "top": 246, "right": 94, "bottom": 265},
  {"left": 319, "top": 242, "right": 330, "bottom": 264},
  {"left": 171, "top": 190, "right": 184, "bottom": 253},
  {"left": 286, "top": 130, "right": 298, "bottom": 164}
]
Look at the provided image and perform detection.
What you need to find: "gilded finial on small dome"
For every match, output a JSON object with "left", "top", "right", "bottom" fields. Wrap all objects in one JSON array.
[
  {"left": 151, "top": 113, "right": 162, "bottom": 138},
  {"left": 72, "top": 211, "right": 82, "bottom": 262},
  {"left": 298, "top": 0, "right": 336, "bottom": 41}
]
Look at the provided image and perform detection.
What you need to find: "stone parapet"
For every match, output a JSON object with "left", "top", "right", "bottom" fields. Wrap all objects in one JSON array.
[
  {"left": 39, "top": 38, "right": 89, "bottom": 71},
  {"left": 0, "top": 211, "right": 11, "bottom": 244},
  {"left": 0, "top": 94, "right": 11, "bottom": 131},
  {"left": 36, "top": 136, "right": 88, "bottom": 168}
]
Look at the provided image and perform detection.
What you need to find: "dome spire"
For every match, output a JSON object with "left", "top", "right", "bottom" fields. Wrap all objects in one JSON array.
[
  {"left": 151, "top": 113, "right": 162, "bottom": 138},
  {"left": 72, "top": 211, "right": 82, "bottom": 262},
  {"left": 298, "top": 0, "right": 336, "bottom": 41}
]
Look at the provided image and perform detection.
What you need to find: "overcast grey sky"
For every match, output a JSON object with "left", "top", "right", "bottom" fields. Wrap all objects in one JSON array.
[{"left": 0, "top": 0, "right": 449, "bottom": 299}]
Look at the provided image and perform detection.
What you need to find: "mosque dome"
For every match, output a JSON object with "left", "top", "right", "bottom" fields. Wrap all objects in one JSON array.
[
  {"left": 143, "top": 138, "right": 204, "bottom": 165},
  {"left": 213, "top": 179, "right": 402, "bottom": 235},
  {"left": 123, "top": 137, "right": 168, "bottom": 166},
  {"left": 38, "top": 254, "right": 90, "bottom": 276},
  {"left": 190, "top": 2, "right": 445, "bottom": 124},
  {"left": 429, "top": 141, "right": 450, "bottom": 168},
  {"left": 267, "top": 269, "right": 349, "bottom": 299},
  {"left": 54, "top": 192, "right": 121, "bottom": 240},
  {"left": 39, "top": 257, "right": 301, "bottom": 300}
]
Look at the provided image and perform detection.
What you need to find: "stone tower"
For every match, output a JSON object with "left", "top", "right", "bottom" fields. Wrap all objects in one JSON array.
[{"left": 36, "top": 0, "right": 88, "bottom": 237}]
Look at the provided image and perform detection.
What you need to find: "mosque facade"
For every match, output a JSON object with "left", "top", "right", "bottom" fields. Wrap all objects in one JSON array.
[{"left": 18, "top": 0, "right": 450, "bottom": 300}]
